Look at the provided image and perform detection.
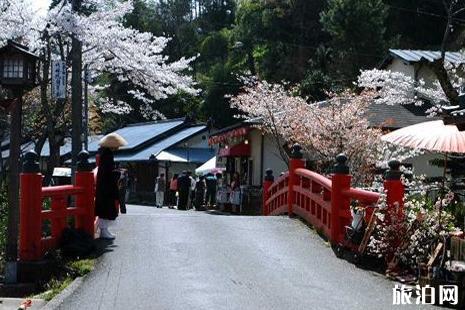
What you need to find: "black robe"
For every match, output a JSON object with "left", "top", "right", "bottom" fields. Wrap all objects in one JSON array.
[{"left": 95, "top": 148, "right": 120, "bottom": 220}]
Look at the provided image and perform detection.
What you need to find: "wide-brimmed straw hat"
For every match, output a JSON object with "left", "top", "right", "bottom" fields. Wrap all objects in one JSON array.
[{"left": 98, "top": 133, "right": 128, "bottom": 149}]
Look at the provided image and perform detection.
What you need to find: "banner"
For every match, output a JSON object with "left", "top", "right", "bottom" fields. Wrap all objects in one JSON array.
[{"left": 52, "top": 60, "right": 66, "bottom": 99}]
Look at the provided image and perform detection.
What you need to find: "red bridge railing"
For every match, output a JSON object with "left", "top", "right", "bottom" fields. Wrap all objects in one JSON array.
[
  {"left": 263, "top": 145, "right": 404, "bottom": 246},
  {"left": 19, "top": 151, "right": 95, "bottom": 261}
]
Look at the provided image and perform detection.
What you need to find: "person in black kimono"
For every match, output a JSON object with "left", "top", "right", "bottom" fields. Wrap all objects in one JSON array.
[
  {"left": 177, "top": 171, "right": 190, "bottom": 210},
  {"left": 95, "top": 147, "right": 120, "bottom": 239},
  {"left": 194, "top": 176, "right": 206, "bottom": 210}
]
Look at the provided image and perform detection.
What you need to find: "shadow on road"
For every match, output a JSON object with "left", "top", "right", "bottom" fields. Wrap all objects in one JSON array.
[
  {"left": 203, "top": 210, "right": 233, "bottom": 216},
  {"left": 92, "top": 238, "right": 118, "bottom": 258}
]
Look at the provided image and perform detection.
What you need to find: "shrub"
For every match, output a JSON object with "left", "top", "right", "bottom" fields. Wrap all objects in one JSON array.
[{"left": 367, "top": 183, "right": 458, "bottom": 270}]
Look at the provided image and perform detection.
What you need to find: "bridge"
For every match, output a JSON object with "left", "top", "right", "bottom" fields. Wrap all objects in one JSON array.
[
  {"left": 52, "top": 206, "right": 404, "bottom": 310},
  {"left": 16, "top": 145, "right": 420, "bottom": 309}
]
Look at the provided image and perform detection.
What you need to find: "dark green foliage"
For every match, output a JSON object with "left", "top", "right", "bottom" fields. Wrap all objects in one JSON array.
[
  {"left": 100, "top": 0, "right": 465, "bottom": 130},
  {"left": 320, "top": 0, "right": 388, "bottom": 79},
  {"left": 384, "top": 0, "right": 447, "bottom": 49},
  {"left": 199, "top": 63, "right": 241, "bottom": 127},
  {"left": 299, "top": 70, "right": 333, "bottom": 102},
  {"left": 200, "top": 31, "right": 229, "bottom": 64}
]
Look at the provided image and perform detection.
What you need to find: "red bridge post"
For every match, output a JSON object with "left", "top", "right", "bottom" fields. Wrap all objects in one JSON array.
[
  {"left": 330, "top": 154, "right": 351, "bottom": 245},
  {"left": 75, "top": 151, "right": 95, "bottom": 237},
  {"left": 19, "top": 151, "right": 43, "bottom": 261},
  {"left": 384, "top": 159, "right": 404, "bottom": 217},
  {"left": 288, "top": 144, "right": 305, "bottom": 217},
  {"left": 263, "top": 169, "right": 274, "bottom": 216}
]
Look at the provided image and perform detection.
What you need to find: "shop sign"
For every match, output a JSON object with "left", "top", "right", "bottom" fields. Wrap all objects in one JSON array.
[{"left": 208, "top": 127, "right": 249, "bottom": 145}]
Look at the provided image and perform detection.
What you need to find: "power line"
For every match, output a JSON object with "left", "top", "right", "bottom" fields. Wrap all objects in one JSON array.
[{"left": 386, "top": 3, "right": 465, "bottom": 25}]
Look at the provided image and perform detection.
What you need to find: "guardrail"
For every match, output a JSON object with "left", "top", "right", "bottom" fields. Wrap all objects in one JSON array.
[
  {"left": 263, "top": 144, "right": 404, "bottom": 245},
  {"left": 19, "top": 151, "right": 95, "bottom": 261}
]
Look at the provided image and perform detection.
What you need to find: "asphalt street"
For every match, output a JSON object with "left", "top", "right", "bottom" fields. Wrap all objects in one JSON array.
[{"left": 57, "top": 205, "right": 435, "bottom": 310}]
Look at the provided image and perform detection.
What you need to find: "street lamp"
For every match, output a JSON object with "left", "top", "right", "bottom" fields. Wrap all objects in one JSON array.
[
  {"left": 0, "top": 41, "right": 39, "bottom": 283},
  {"left": 0, "top": 41, "right": 39, "bottom": 89}
]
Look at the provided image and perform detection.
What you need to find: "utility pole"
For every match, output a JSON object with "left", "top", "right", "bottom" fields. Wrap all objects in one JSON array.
[
  {"left": 71, "top": 0, "right": 83, "bottom": 176},
  {"left": 84, "top": 64, "right": 89, "bottom": 150}
]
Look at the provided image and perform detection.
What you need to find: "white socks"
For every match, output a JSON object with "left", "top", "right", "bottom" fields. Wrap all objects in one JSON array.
[{"left": 98, "top": 218, "right": 115, "bottom": 239}]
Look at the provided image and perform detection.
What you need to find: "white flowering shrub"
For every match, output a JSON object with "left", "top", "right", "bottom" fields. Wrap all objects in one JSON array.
[{"left": 367, "top": 176, "right": 458, "bottom": 270}]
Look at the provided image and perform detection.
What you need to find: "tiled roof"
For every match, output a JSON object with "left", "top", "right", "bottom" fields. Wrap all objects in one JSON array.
[
  {"left": 114, "top": 125, "right": 207, "bottom": 162},
  {"left": 388, "top": 49, "right": 465, "bottom": 65},
  {"left": 365, "top": 103, "right": 431, "bottom": 129},
  {"left": 87, "top": 118, "right": 185, "bottom": 152}
]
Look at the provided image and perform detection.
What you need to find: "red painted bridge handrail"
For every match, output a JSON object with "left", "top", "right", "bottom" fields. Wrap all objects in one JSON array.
[
  {"left": 263, "top": 150, "right": 404, "bottom": 247},
  {"left": 19, "top": 167, "right": 95, "bottom": 261},
  {"left": 295, "top": 168, "right": 332, "bottom": 190},
  {"left": 42, "top": 185, "right": 84, "bottom": 198},
  {"left": 342, "top": 188, "right": 380, "bottom": 205},
  {"left": 268, "top": 172, "right": 289, "bottom": 192}
]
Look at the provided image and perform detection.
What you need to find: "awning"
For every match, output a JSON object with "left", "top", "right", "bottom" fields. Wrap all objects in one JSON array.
[
  {"left": 156, "top": 151, "right": 187, "bottom": 162},
  {"left": 157, "top": 148, "right": 215, "bottom": 163},
  {"left": 195, "top": 156, "right": 225, "bottom": 175},
  {"left": 218, "top": 143, "right": 250, "bottom": 157}
]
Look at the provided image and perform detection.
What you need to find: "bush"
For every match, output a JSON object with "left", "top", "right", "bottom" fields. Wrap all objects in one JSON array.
[{"left": 367, "top": 188, "right": 457, "bottom": 271}]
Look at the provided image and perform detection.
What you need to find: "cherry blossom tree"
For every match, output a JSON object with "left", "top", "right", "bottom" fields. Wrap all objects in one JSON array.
[
  {"left": 0, "top": 0, "right": 196, "bottom": 182},
  {"left": 230, "top": 78, "right": 413, "bottom": 185},
  {"left": 357, "top": 68, "right": 463, "bottom": 116}
]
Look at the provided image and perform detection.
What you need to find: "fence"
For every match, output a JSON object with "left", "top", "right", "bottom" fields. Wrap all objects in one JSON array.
[
  {"left": 19, "top": 150, "right": 95, "bottom": 261},
  {"left": 263, "top": 144, "right": 404, "bottom": 245}
]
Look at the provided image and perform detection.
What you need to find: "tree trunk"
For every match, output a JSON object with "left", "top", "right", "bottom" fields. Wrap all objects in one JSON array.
[
  {"left": 429, "top": 59, "right": 459, "bottom": 106},
  {"left": 44, "top": 138, "right": 61, "bottom": 186}
]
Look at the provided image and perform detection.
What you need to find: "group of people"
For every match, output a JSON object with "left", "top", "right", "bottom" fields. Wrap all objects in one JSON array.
[
  {"left": 94, "top": 133, "right": 228, "bottom": 240},
  {"left": 154, "top": 171, "right": 222, "bottom": 210}
]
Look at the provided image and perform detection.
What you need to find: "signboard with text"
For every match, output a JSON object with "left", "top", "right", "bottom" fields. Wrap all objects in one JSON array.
[{"left": 52, "top": 60, "right": 66, "bottom": 99}]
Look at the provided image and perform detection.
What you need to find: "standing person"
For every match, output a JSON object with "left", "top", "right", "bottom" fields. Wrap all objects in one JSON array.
[
  {"left": 95, "top": 133, "right": 127, "bottom": 239},
  {"left": 216, "top": 173, "right": 223, "bottom": 187},
  {"left": 187, "top": 171, "right": 196, "bottom": 209},
  {"left": 177, "top": 171, "right": 190, "bottom": 210},
  {"left": 205, "top": 173, "right": 217, "bottom": 208},
  {"left": 231, "top": 172, "right": 241, "bottom": 190},
  {"left": 154, "top": 173, "right": 166, "bottom": 208},
  {"left": 95, "top": 148, "right": 120, "bottom": 240},
  {"left": 194, "top": 176, "right": 206, "bottom": 210},
  {"left": 118, "top": 169, "right": 129, "bottom": 214},
  {"left": 169, "top": 174, "right": 178, "bottom": 209}
]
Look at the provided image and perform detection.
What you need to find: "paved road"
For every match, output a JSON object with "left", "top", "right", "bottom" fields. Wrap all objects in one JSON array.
[{"left": 57, "top": 205, "right": 433, "bottom": 310}]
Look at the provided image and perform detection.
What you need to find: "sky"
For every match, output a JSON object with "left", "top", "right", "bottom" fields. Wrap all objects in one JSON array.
[{"left": 31, "top": 0, "right": 51, "bottom": 15}]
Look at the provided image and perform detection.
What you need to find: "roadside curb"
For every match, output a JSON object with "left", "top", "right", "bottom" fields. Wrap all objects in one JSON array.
[{"left": 40, "top": 276, "right": 85, "bottom": 310}]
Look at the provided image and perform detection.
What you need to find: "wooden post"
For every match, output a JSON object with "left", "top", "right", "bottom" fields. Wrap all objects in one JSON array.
[
  {"left": 75, "top": 151, "right": 95, "bottom": 237},
  {"left": 263, "top": 169, "right": 274, "bottom": 215},
  {"left": 384, "top": 159, "right": 404, "bottom": 217},
  {"left": 19, "top": 151, "right": 43, "bottom": 261},
  {"left": 288, "top": 144, "right": 305, "bottom": 217},
  {"left": 71, "top": 0, "right": 83, "bottom": 176},
  {"left": 6, "top": 95, "right": 22, "bottom": 267},
  {"left": 330, "top": 154, "right": 351, "bottom": 245}
]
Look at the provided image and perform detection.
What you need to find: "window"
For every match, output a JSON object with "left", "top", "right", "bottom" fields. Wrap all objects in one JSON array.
[{"left": 3, "top": 57, "right": 23, "bottom": 78}]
